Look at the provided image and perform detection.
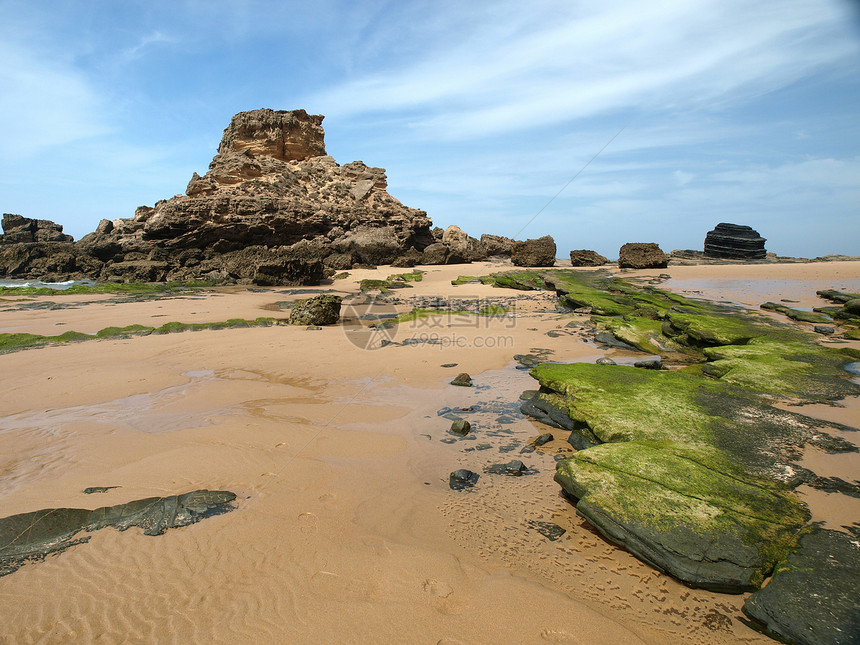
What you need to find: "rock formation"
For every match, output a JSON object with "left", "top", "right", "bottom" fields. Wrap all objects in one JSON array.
[
  {"left": 1, "top": 214, "right": 73, "bottom": 244},
  {"left": 511, "top": 236, "right": 556, "bottom": 267},
  {"left": 570, "top": 249, "right": 607, "bottom": 267},
  {"left": 618, "top": 242, "right": 669, "bottom": 269},
  {"left": 704, "top": 223, "right": 766, "bottom": 260},
  {"left": 480, "top": 234, "right": 514, "bottom": 257},
  {"left": 0, "top": 109, "right": 522, "bottom": 283},
  {"left": 71, "top": 109, "right": 435, "bottom": 284}
]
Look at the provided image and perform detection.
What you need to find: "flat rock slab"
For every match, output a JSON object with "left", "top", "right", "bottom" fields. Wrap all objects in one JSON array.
[
  {"left": 525, "top": 363, "right": 857, "bottom": 481},
  {"left": 555, "top": 442, "right": 809, "bottom": 592},
  {"left": 0, "top": 490, "right": 236, "bottom": 577},
  {"left": 743, "top": 528, "right": 860, "bottom": 645}
]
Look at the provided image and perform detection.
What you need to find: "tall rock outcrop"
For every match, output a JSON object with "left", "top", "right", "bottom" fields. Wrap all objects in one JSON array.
[
  {"left": 76, "top": 108, "right": 435, "bottom": 284},
  {"left": 704, "top": 223, "right": 766, "bottom": 260}
]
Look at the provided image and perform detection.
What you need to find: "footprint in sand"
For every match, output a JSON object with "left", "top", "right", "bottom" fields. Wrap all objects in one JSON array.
[{"left": 297, "top": 512, "right": 318, "bottom": 534}]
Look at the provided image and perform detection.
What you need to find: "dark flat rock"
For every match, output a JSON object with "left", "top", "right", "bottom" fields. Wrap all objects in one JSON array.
[
  {"left": 449, "top": 469, "right": 479, "bottom": 490},
  {"left": 704, "top": 223, "right": 767, "bottom": 260},
  {"left": 743, "top": 528, "right": 860, "bottom": 645},
  {"left": 0, "top": 490, "right": 236, "bottom": 577}
]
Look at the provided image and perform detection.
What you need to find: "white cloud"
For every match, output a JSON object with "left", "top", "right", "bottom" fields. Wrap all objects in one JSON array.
[
  {"left": 673, "top": 170, "right": 694, "bottom": 186},
  {"left": 121, "top": 30, "right": 174, "bottom": 61},
  {"left": 310, "top": 0, "right": 858, "bottom": 139},
  {"left": 0, "top": 42, "right": 111, "bottom": 154}
]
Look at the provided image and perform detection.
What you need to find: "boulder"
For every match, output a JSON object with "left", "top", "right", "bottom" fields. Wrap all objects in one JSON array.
[
  {"left": 704, "top": 223, "right": 766, "bottom": 260},
  {"left": 450, "top": 372, "right": 472, "bottom": 387},
  {"left": 442, "top": 225, "right": 483, "bottom": 263},
  {"left": 618, "top": 242, "right": 669, "bottom": 269},
  {"left": 511, "top": 235, "right": 556, "bottom": 267},
  {"left": 390, "top": 246, "right": 423, "bottom": 268},
  {"left": 570, "top": 249, "right": 607, "bottom": 267},
  {"left": 479, "top": 234, "right": 514, "bottom": 257},
  {"left": 449, "top": 420, "right": 471, "bottom": 436},
  {"left": 288, "top": 294, "right": 342, "bottom": 326},
  {"left": 743, "top": 528, "right": 860, "bottom": 645},
  {"left": 422, "top": 242, "right": 449, "bottom": 265},
  {"left": 1, "top": 214, "right": 73, "bottom": 244}
]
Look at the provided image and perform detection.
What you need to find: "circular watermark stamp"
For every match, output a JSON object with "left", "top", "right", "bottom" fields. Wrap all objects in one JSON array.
[{"left": 340, "top": 293, "right": 401, "bottom": 350}]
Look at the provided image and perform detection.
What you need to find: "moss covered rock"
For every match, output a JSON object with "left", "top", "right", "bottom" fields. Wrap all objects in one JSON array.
[
  {"left": 525, "top": 363, "right": 855, "bottom": 478},
  {"left": 288, "top": 294, "right": 342, "bottom": 325},
  {"left": 555, "top": 442, "right": 808, "bottom": 592}
]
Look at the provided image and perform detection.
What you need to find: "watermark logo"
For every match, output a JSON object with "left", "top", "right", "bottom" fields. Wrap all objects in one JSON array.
[
  {"left": 341, "top": 294, "right": 517, "bottom": 351},
  {"left": 340, "top": 293, "right": 401, "bottom": 350}
]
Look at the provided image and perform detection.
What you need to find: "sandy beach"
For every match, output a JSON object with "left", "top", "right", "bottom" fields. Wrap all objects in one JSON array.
[{"left": 1, "top": 261, "right": 858, "bottom": 644}]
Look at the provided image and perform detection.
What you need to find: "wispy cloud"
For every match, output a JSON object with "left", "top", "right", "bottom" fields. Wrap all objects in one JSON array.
[
  {"left": 0, "top": 42, "right": 111, "bottom": 153},
  {"left": 120, "top": 30, "right": 174, "bottom": 61},
  {"left": 310, "top": 0, "right": 858, "bottom": 139}
]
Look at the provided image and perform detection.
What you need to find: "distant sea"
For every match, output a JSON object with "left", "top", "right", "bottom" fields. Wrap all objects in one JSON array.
[{"left": 0, "top": 279, "right": 96, "bottom": 290}]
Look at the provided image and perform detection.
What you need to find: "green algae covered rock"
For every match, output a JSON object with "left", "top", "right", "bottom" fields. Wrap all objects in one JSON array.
[
  {"left": 702, "top": 337, "right": 860, "bottom": 401},
  {"left": 555, "top": 442, "right": 808, "bottom": 592},
  {"left": 743, "top": 528, "right": 860, "bottom": 645},
  {"left": 288, "top": 294, "right": 342, "bottom": 325},
  {"left": 760, "top": 301, "right": 831, "bottom": 324},
  {"left": 0, "top": 490, "right": 236, "bottom": 577},
  {"left": 525, "top": 363, "right": 856, "bottom": 478}
]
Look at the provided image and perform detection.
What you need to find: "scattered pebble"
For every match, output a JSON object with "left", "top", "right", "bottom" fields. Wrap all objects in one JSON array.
[
  {"left": 450, "top": 372, "right": 472, "bottom": 387},
  {"left": 449, "top": 469, "right": 479, "bottom": 490},
  {"left": 533, "top": 433, "right": 553, "bottom": 447},
  {"left": 450, "top": 419, "right": 471, "bottom": 436}
]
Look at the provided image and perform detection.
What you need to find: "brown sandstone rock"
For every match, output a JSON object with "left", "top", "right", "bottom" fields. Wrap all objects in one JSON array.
[
  {"left": 570, "top": 249, "right": 608, "bottom": 267},
  {"left": 422, "top": 242, "right": 450, "bottom": 265},
  {"left": 511, "top": 236, "right": 556, "bottom": 267},
  {"left": 75, "top": 109, "right": 435, "bottom": 282},
  {"left": 2, "top": 214, "right": 74, "bottom": 244},
  {"left": 479, "top": 234, "right": 514, "bottom": 257},
  {"left": 618, "top": 242, "right": 669, "bottom": 269}
]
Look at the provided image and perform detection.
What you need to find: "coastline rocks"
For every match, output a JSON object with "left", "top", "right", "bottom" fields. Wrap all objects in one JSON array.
[
  {"left": 422, "top": 242, "right": 450, "bottom": 265},
  {"left": 216, "top": 108, "right": 326, "bottom": 162},
  {"left": 1, "top": 214, "right": 73, "bottom": 244},
  {"left": 704, "top": 223, "right": 766, "bottom": 260},
  {"left": 743, "top": 528, "right": 860, "bottom": 645},
  {"left": 511, "top": 236, "right": 556, "bottom": 267},
  {"left": 442, "top": 225, "right": 483, "bottom": 263},
  {"left": 72, "top": 109, "right": 434, "bottom": 282},
  {"left": 480, "top": 234, "right": 514, "bottom": 257},
  {"left": 0, "top": 490, "right": 236, "bottom": 577},
  {"left": 618, "top": 242, "right": 669, "bottom": 269},
  {"left": 570, "top": 249, "right": 607, "bottom": 267},
  {"left": 288, "top": 294, "right": 342, "bottom": 325}
]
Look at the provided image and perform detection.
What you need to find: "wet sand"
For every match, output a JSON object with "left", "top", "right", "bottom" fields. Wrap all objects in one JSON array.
[{"left": 0, "top": 261, "right": 857, "bottom": 644}]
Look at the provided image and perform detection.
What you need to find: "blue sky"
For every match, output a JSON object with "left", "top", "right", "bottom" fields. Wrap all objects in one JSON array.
[{"left": 1, "top": 0, "right": 858, "bottom": 258}]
